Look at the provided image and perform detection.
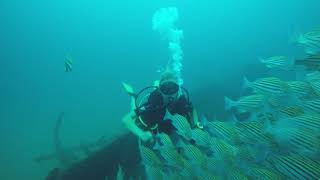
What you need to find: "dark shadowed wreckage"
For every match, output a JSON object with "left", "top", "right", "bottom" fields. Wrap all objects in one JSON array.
[{"left": 36, "top": 112, "right": 145, "bottom": 180}]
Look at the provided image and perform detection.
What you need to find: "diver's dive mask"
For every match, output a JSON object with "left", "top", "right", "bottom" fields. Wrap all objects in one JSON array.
[{"left": 159, "top": 81, "right": 180, "bottom": 104}]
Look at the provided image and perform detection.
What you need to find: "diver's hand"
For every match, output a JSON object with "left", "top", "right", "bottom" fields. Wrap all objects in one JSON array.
[
  {"left": 196, "top": 122, "right": 204, "bottom": 129},
  {"left": 140, "top": 131, "right": 153, "bottom": 142}
]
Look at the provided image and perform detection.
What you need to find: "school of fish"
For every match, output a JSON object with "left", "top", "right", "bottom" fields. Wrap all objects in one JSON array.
[{"left": 117, "top": 27, "right": 320, "bottom": 180}]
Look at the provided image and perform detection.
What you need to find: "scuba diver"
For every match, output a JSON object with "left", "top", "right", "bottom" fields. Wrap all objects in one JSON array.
[{"left": 123, "top": 70, "right": 202, "bottom": 142}]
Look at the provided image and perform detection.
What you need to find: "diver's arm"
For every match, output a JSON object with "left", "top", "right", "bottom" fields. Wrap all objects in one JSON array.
[{"left": 122, "top": 112, "right": 152, "bottom": 142}]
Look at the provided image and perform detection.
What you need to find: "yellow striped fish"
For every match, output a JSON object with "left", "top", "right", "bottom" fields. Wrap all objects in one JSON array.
[
  {"left": 180, "top": 158, "right": 193, "bottom": 177},
  {"left": 224, "top": 94, "right": 266, "bottom": 113},
  {"left": 295, "top": 53, "right": 320, "bottom": 70},
  {"left": 158, "top": 133, "right": 174, "bottom": 148},
  {"left": 298, "top": 98, "right": 320, "bottom": 114},
  {"left": 277, "top": 106, "right": 304, "bottom": 118},
  {"left": 236, "top": 121, "right": 275, "bottom": 146},
  {"left": 271, "top": 128, "right": 320, "bottom": 153},
  {"left": 249, "top": 167, "right": 282, "bottom": 180},
  {"left": 267, "top": 96, "right": 283, "bottom": 108},
  {"left": 276, "top": 114, "right": 320, "bottom": 132},
  {"left": 259, "top": 56, "right": 294, "bottom": 70},
  {"left": 164, "top": 110, "right": 192, "bottom": 140},
  {"left": 145, "top": 165, "right": 163, "bottom": 180},
  {"left": 287, "top": 80, "right": 313, "bottom": 97},
  {"left": 309, "top": 79, "right": 320, "bottom": 96},
  {"left": 139, "top": 144, "right": 162, "bottom": 168},
  {"left": 207, "top": 121, "right": 240, "bottom": 144},
  {"left": 255, "top": 112, "right": 277, "bottom": 125},
  {"left": 243, "top": 77, "right": 288, "bottom": 96},
  {"left": 199, "top": 171, "right": 221, "bottom": 180},
  {"left": 305, "top": 71, "right": 320, "bottom": 82},
  {"left": 228, "top": 169, "right": 248, "bottom": 180},
  {"left": 237, "top": 146, "right": 257, "bottom": 163},
  {"left": 267, "top": 154, "right": 320, "bottom": 179},
  {"left": 159, "top": 147, "right": 184, "bottom": 169},
  {"left": 294, "top": 28, "right": 320, "bottom": 54},
  {"left": 163, "top": 172, "right": 183, "bottom": 180},
  {"left": 206, "top": 157, "right": 220, "bottom": 173},
  {"left": 190, "top": 128, "right": 211, "bottom": 147},
  {"left": 210, "top": 137, "right": 238, "bottom": 161},
  {"left": 304, "top": 27, "right": 320, "bottom": 38},
  {"left": 182, "top": 144, "right": 207, "bottom": 168}
]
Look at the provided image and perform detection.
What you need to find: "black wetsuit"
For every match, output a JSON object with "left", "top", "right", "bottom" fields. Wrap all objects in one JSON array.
[{"left": 137, "top": 89, "right": 194, "bottom": 135}]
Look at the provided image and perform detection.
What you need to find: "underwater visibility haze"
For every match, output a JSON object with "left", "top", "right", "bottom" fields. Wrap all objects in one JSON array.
[{"left": 1, "top": 0, "right": 320, "bottom": 179}]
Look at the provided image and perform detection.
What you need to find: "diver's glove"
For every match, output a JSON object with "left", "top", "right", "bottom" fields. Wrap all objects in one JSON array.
[{"left": 140, "top": 131, "right": 153, "bottom": 142}]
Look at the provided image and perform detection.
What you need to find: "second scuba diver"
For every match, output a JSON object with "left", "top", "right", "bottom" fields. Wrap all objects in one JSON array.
[{"left": 123, "top": 70, "right": 202, "bottom": 143}]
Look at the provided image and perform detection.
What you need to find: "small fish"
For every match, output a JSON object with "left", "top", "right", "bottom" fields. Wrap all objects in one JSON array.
[
  {"left": 65, "top": 57, "right": 73, "bottom": 72},
  {"left": 190, "top": 128, "right": 211, "bottom": 147},
  {"left": 164, "top": 109, "right": 192, "bottom": 140},
  {"left": 207, "top": 121, "right": 240, "bottom": 144},
  {"left": 287, "top": 80, "right": 313, "bottom": 97},
  {"left": 249, "top": 167, "right": 282, "bottom": 180},
  {"left": 305, "top": 71, "right": 320, "bottom": 82},
  {"left": 254, "top": 112, "right": 277, "bottom": 124},
  {"left": 228, "top": 168, "right": 248, "bottom": 180},
  {"left": 269, "top": 127, "right": 320, "bottom": 154},
  {"left": 183, "top": 144, "right": 207, "bottom": 168},
  {"left": 224, "top": 94, "right": 266, "bottom": 113},
  {"left": 277, "top": 106, "right": 304, "bottom": 118},
  {"left": 294, "top": 28, "right": 320, "bottom": 54},
  {"left": 267, "top": 94, "right": 298, "bottom": 109},
  {"left": 298, "top": 98, "right": 320, "bottom": 114},
  {"left": 259, "top": 56, "right": 294, "bottom": 70},
  {"left": 159, "top": 147, "right": 184, "bottom": 169},
  {"left": 206, "top": 157, "right": 220, "bottom": 173},
  {"left": 139, "top": 144, "right": 162, "bottom": 168},
  {"left": 267, "top": 154, "right": 320, "bottom": 179},
  {"left": 243, "top": 77, "right": 288, "bottom": 96},
  {"left": 237, "top": 146, "right": 257, "bottom": 163},
  {"left": 162, "top": 172, "right": 182, "bottom": 180},
  {"left": 275, "top": 114, "right": 320, "bottom": 132},
  {"left": 145, "top": 165, "right": 163, "bottom": 180},
  {"left": 295, "top": 53, "right": 320, "bottom": 70},
  {"left": 157, "top": 133, "right": 174, "bottom": 148},
  {"left": 209, "top": 137, "right": 238, "bottom": 161},
  {"left": 236, "top": 121, "right": 274, "bottom": 145},
  {"left": 309, "top": 79, "right": 320, "bottom": 96},
  {"left": 198, "top": 172, "right": 220, "bottom": 180},
  {"left": 180, "top": 158, "right": 193, "bottom": 177}
]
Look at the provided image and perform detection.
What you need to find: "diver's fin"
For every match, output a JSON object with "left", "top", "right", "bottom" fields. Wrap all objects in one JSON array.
[{"left": 122, "top": 82, "right": 135, "bottom": 97}]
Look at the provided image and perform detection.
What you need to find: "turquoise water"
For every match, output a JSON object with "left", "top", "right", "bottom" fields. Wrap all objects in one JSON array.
[{"left": 0, "top": 0, "right": 320, "bottom": 179}]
